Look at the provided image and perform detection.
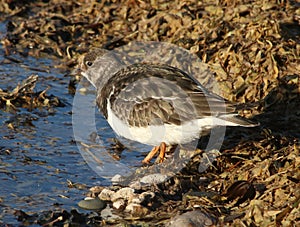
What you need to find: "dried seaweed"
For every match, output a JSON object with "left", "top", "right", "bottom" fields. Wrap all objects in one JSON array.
[
  {"left": 1, "top": 0, "right": 299, "bottom": 226},
  {"left": 0, "top": 74, "right": 63, "bottom": 111}
]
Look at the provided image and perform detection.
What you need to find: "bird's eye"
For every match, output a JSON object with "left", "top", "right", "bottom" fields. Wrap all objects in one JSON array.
[{"left": 86, "top": 61, "right": 93, "bottom": 67}]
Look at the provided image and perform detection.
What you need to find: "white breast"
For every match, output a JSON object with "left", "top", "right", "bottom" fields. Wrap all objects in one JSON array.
[{"left": 106, "top": 99, "right": 240, "bottom": 146}]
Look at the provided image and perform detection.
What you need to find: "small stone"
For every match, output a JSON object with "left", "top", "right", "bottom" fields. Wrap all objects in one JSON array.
[
  {"left": 131, "top": 197, "right": 142, "bottom": 204},
  {"left": 78, "top": 197, "right": 106, "bottom": 210},
  {"left": 113, "top": 199, "right": 126, "bottom": 210},
  {"left": 111, "top": 174, "right": 124, "bottom": 185},
  {"left": 101, "top": 206, "right": 121, "bottom": 221},
  {"left": 140, "top": 173, "right": 168, "bottom": 184},
  {"left": 125, "top": 203, "right": 149, "bottom": 216},
  {"left": 111, "top": 187, "right": 135, "bottom": 202},
  {"left": 165, "top": 210, "right": 217, "bottom": 227},
  {"left": 89, "top": 186, "right": 104, "bottom": 193},
  {"left": 88, "top": 186, "right": 104, "bottom": 197},
  {"left": 99, "top": 188, "right": 115, "bottom": 201},
  {"left": 129, "top": 180, "right": 142, "bottom": 190},
  {"left": 130, "top": 191, "right": 156, "bottom": 204}
]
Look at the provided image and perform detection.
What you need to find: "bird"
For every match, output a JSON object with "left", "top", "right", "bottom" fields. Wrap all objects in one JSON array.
[{"left": 78, "top": 48, "right": 259, "bottom": 164}]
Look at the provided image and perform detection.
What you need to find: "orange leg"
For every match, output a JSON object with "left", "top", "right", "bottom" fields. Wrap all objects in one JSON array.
[
  {"left": 158, "top": 142, "right": 166, "bottom": 163},
  {"left": 142, "top": 142, "right": 167, "bottom": 164},
  {"left": 142, "top": 145, "right": 159, "bottom": 164}
]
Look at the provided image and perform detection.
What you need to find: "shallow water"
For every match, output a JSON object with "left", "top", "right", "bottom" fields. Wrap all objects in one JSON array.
[
  {"left": 0, "top": 51, "right": 90, "bottom": 224},
  {"left": 0, "top": 31, "right": 149, "bottom": 224}
]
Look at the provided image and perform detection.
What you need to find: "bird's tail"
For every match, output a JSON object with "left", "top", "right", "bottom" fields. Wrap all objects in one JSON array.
[{"left": 219, "top": 114, "right": 259, "bottom": 127}]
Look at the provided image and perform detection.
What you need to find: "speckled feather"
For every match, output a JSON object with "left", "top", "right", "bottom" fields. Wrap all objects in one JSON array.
[
  {"left": 80, "top": 49, "right": 258, "bottom": 144},
  {"left": 97, "top": 63, "right": 242, "bottom": 128}
]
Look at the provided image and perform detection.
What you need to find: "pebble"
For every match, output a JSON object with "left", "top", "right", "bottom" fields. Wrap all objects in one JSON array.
[
  {"left": 99, "top": 188, "right": 115, "bottom": 201},
  {"left": 101, "top": 205, "right": 121, "bottom": 221},
  {"left": 111, "top": 187, "right": 135, "bottom": 202},
  {"left": 88, "top": 185, "right": 104, "bottom": 197},
  {"left": 125, "top": 203, "right": 149, "bottom": 216},
  {"left": 129, "top": 180, "right": 142, "bottom": 190},
  {"left": 111, "top": 174, "right": 124, "bottom": 185},
  {"left": 112, "top": 199, "right": 126, "bottom": 210},
  {"left": 165, "top": 210, "right": 216, "bottom": 227},
  {"left": 78, "top": 197, "right": 106, "bottom": 210},
  {"left": 140, "top": 173, "right": 168, "bottom": 185}
]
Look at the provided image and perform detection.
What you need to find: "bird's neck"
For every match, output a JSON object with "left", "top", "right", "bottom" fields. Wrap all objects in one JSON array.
[{"left": 91, "top": 55, "right": 124, "bottom": 92}]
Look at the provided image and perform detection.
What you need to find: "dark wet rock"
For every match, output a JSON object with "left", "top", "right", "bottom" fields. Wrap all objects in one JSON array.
[
  {"left": 14, "top": 209, "right": 102, "bottom": 226},
  {"left": 165, "top": 210, "right": 217, "bottom": 227},
  {"left": 78, "top": 197, "right": 106, "bottom": 210}
]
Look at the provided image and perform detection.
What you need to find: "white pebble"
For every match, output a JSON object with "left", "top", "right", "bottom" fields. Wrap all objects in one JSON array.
[
  {"left": 111, "top": 187, "right": 135, "bottom": 202},
  {"left": 99, "top": 188, "right": 114, "bottom": 201},
  {"left": 112, "top": 199, "right": 125, "bottom": 210},
  {"left": 140, "top": 174, "right": 168, "bottom": 184}
]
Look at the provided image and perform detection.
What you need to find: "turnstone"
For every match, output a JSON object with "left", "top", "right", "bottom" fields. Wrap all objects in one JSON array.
[{"left": 79, "top": 48, "right": 258, "bottom": 164}]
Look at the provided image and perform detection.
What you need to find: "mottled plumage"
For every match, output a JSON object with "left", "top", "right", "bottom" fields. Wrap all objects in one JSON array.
[{"left": 79, "top": 48, "right": 258, "bottom": 163}]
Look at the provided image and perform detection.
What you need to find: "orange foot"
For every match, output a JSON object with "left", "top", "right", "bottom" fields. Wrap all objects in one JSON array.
[{"left": 142, "top": 142, "right": 166, "bottom": 164}]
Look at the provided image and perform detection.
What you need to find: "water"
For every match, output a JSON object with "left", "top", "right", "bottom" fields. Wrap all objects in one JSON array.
[
  {"left": 0, "top": 20, "right": 233, "bottom": 224},
  {"left": 0, "top": 17, "right": 156, "bottom": 223},
  {"left": 0, "top": 52, "right": 89, "bottom": 224},
  {"left": 0, "top": 47, "right": 120, "bottom": 226}
]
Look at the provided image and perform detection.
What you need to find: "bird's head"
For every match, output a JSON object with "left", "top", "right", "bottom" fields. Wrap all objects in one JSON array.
[{"left": 78, "top": 48, "right": 121, "bottom": 89}]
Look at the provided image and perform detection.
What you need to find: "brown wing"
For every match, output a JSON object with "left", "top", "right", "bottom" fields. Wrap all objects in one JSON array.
[{"left": 97, "top": 63, "right": 244, "bottom": 128}]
